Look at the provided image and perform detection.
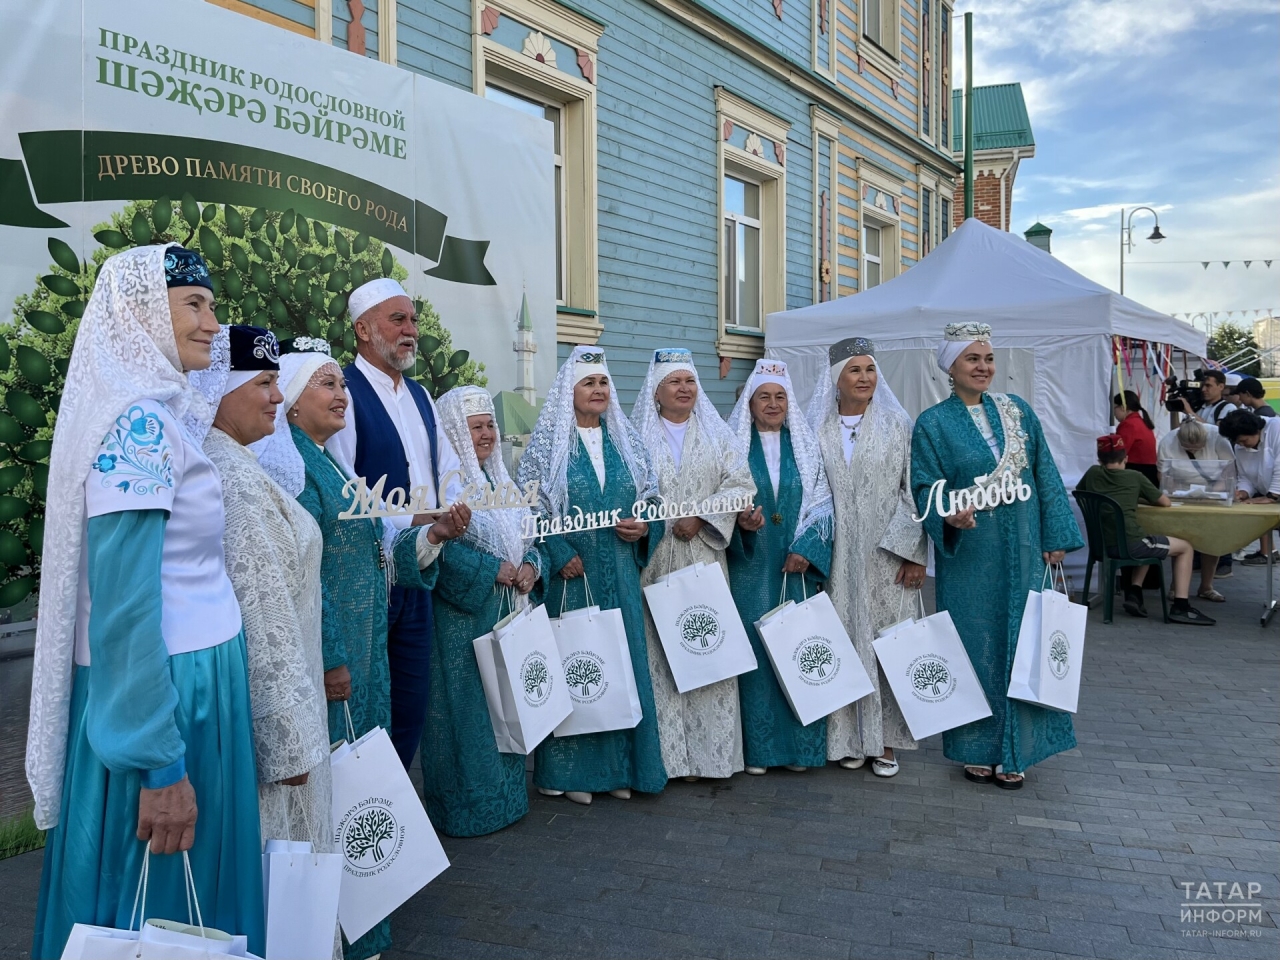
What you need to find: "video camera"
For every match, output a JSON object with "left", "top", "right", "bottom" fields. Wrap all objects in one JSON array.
[{"left": 1164, "top": 370, "right": 1206, "bottom": 413}]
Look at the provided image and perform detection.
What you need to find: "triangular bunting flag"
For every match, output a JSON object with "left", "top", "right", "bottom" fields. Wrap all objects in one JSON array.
[
  {"left": 1222, "top": 261, "right": 1230, "bottom": 268},
  {"left": 1267, "top": 261, "right": 1273, "bottom": 268},
  {"left": 1245, "top": 261, "right": 1252, "bottom": 268},
  {"left": 1202, "top": 262, "right": 1210, "bottom": 269}
]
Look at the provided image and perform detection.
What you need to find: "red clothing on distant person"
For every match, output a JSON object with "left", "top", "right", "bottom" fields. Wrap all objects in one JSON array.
[{"left": 1116, "top": 410, "right": 1156, "bottom": 465}]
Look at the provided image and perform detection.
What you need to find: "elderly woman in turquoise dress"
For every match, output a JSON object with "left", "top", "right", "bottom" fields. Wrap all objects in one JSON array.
[
  {"left": 910, "top": 323, "right": 1084, "bottom": 789},
  {"left": 254, "top": 343, "right": 468, "bottom": 959},
  {"left": 30, "top": 246, "right": 264, "bottom": 958},
  {"left": 725, "top": 359, "right": 833, "bottom": 774},
  {"left": 420, "top": 385, "right": 541, "bottom": 836},
  {"left": 517, "top": 345, "right": 668, "bottom": 805}
]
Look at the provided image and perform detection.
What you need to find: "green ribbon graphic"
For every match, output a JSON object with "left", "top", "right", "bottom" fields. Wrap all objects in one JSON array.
[{"left": 1, "top": 130, "right": 495, "bottom": 285}]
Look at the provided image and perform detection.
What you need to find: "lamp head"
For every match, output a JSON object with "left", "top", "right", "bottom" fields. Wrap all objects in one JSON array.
[{"left": 1148, "top": 225, "right": 1166, "bottom": 244}]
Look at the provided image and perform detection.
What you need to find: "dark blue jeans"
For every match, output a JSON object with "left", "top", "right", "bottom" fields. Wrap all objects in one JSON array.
[{"left": 387, "top": 585, "right": 433, "bottom": 769}]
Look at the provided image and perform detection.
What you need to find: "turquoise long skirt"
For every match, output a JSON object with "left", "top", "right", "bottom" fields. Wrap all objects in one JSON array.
[{"left": 32, "top": 632, "right": 265, "bottom": 960}]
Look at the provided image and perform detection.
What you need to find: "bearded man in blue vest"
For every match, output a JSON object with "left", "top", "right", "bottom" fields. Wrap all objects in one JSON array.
[{"left": 329, "top": 277, "right": 465, "bottom": 768}]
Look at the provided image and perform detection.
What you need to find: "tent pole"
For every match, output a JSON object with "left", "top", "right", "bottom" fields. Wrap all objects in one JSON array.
[{"left": 964, "top": 12, "right": 974, "bottom": 220}]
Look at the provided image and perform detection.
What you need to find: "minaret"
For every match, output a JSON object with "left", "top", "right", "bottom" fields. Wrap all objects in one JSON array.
[{"left": 513, "top": 289, "right": 538, "bottom": 405}]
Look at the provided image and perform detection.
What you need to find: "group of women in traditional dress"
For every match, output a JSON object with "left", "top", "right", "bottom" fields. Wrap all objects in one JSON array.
[{"left": 29, "top": 243, "right": 1084, "bottom": 960}]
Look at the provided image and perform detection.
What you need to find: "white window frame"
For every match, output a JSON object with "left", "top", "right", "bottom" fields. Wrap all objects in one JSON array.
[
  {"left": 862, "top": 220, "right": 884, "bottom": 290},
  {"left": 811, "top": 107, "right": 841, "bottom": 302},
  {"left": 715, "top": 88, "right": 788, "bottom": 361},
  {"left": 473, "top": 0, "right": 602, "bottom": 343},
  {"left": 856, "top": 0, "right": 902, "bottom": 81},
  {"left": 723, "top": 170, "right": 764, "bottom": 331},
  {"left": 857, "top": 159, "right": 902, "bottom": 289}
]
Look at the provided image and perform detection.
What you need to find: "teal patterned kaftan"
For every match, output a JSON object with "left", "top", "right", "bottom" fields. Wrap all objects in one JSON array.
[
  {"left": 727, "top": 427, "right": 831, "bottom": 768},
  {"left": 420, "top": 539, "right": 541, "bottom": 837},
  {"left": 290, "top": 425, "right": 433, "bottom": 960},
  {"left": 910, "top": 393, "right": 1084, "bottom": 773},
  {"left": 535, "top": 425, "right": 669, "bottom": 794}
]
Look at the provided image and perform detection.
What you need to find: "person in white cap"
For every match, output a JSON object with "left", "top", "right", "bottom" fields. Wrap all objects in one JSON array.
[{"left": 327, "top": 277, "right": 464, "bottom": 769}]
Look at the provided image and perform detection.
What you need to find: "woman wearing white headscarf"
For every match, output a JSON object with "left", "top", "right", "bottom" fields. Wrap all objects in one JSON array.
[
  {"left": 30, "top": 247, "right": 264, "bottom": 958},
  {"left": 420, "top": 385, "right": 541, "bottom": 835},
  {"left": 726, "top": 359, "right": 833, "bottom": 774},
  {"left": 911, "top": 324, "right": 1082, "bottom": 789},
  {"left": 189, "top": 326, "right": 333, "bottom": 883},
  {"left": 516, "top": 346, "right": 668, "bottom": 804},
  {"left": 254, "top": 345, "right": 463, "bottom": 960},
  {"left": 632, "top": 348, "right": 756, "bottom": 781},
  {"left": 808, "top": 337, "right": 926, "bottom": 778}
]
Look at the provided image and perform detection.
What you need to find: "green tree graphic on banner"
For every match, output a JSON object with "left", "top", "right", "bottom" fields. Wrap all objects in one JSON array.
[{"left": 1, "top": 195, "right": 487, "bottom": 607}]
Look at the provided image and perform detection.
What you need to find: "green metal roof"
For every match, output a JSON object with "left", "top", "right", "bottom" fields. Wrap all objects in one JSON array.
[
  {"left": 1024, "top": 221, "right": 1051, "bottom": 237},
  {"left": 951, "top": 83, "right": 1035, "bottom": 153}
]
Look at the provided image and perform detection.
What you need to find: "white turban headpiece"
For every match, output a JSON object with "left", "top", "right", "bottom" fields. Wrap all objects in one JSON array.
[
  {"left": 348, "top": 277, "right": 410, "bottom": 322},
  {"left": 936, "top": 322, "right": 992, "bottom": 374}
]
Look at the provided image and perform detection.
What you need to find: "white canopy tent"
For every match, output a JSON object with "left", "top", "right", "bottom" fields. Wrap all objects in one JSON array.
[{"left": 767, "top": 217, "right": 1206, "bottom": 490}]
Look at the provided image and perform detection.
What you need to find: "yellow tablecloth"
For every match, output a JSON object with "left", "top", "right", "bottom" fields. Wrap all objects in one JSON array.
[{"left": 1136, "top": 502, "right": 1280, "bottom": 557}]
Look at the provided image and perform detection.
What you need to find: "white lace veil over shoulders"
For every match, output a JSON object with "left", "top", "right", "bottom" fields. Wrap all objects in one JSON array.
[
  {"left": 517, "top": 345, "right": 657, "bottom": 519},
  {"left": 27, "top": 243, "right": 212, "bottom": 829},
  {"left": 728, "top": 359, "right": 833, "bottom": 539},
  {"left": 630, "top": 348, "right": 747, "bottom": 472}
]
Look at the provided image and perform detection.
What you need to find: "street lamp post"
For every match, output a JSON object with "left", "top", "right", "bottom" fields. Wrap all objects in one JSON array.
[{"left": 1119, "top": 206, "right": 1166, "bottom": 296}]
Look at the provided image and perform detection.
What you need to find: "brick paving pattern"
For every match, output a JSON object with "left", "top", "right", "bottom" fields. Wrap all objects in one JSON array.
[{"left": 1, "top": 572, "right": 1277, "bottom": 959}]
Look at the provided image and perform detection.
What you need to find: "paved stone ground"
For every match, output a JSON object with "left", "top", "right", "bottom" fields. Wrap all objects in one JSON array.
[{"left": 2, "top": 569, "right": 1277, "bottom": 959}]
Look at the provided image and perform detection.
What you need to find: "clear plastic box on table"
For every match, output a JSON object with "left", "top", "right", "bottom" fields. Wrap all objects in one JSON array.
[{"left": 1158, "top": 458, "right": 1237, "bottom": 505}]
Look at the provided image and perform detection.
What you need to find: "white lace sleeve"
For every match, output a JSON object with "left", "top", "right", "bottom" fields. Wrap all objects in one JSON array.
[
  {"left": 699, "top": 432, "right": 757, "bottom": 550},
  {"left": 212, "top": 435, "right": 327, "bottom": 784}
]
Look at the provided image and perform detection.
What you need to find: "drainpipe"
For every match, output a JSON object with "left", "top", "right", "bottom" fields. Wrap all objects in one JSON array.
[{"left": 998, "top": 147, "right": 1020, "bottom": 231}]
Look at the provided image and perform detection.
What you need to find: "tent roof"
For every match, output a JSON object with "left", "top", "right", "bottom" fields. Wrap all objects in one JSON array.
[{"left": 766, "top": 218, "right": 1206, "bottom": 354}]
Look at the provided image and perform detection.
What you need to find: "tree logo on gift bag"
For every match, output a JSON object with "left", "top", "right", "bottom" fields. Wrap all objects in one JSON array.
[
  {"left": 564, "top": 652, "right": 608, "bottom": 704},
  {"left": 521, "top": 652, "right": 553, "bottom": 706},
  {"left": 338, "top": 799, "right": 405, "bottom": 876},
  {"left": 676, "top": 605, "right": 724, "bottom": 655},
  {"left": 795, "top": 638, "right": 839, "bottom": 686},
  {"left": 1048, "top": 631, "right": 1071, "bottom": 680},
  {"left": 908, "top": 654, "right": 956, "bottom": 703}
]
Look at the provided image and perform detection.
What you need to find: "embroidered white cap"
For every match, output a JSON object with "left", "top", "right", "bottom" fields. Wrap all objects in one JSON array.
[{"left": 348, "top": 277, "right": 410, "bottom": 322}]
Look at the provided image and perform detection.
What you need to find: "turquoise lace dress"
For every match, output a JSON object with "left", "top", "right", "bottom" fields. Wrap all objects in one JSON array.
[
  {"left": 290, "top": 425, "right": 434, "bottom": 960},
  {"left": 420, "top": 539, "right": 541, "bottom": 837},
  {"left": 910, "top": 393, "right": 1084, "bottom": 773},
  {"left": 727, "top": 427, "right": 831, "bottom": 769},
  {"left": 533, "top": 426, "right": 669, "bottom": 794}
]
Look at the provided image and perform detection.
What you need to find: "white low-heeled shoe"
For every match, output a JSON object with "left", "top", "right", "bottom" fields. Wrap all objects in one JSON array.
[
  {"left": 871, "top": 756, "right": 900, "bottom": 778},
  {"left": 682, "top": 775, "right": 700, "bottom": 782},
  {"left": 537, "top": 787, "right": 564, "bottom": 797},
  {"left": 745, "top": 766, "right": 767, "bottom": 775},
  {"left": 839, "top": 757, "right": 866, "bottom": 770},
  {"left": 566, "top": 791, "right": 592, "bottom": 805},
  {"left": 609, "top": 787, "right": 632, "bottom": 800},
  {"left": 784, "top": 765, "right": 807, "bottom": 772}
]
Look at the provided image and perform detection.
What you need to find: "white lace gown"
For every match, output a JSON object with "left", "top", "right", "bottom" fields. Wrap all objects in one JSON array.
[
  {"left": 817, "top": 398, "right": 927, "bottom": 761},
  {"left": 641, "top": 414, "right": 757, "bottom": 779},
  {"left": 204, "top": 430, "right": 333, "bottom": 854}
]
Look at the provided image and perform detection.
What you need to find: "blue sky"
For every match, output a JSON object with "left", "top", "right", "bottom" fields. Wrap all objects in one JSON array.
[{"left": 952, "top": 0, "right": 1280, "bottom": 332}]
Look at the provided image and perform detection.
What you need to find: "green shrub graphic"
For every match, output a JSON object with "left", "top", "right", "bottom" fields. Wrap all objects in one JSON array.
[{"left": 2, "top": 194, "right": 487, "bottom": 606}]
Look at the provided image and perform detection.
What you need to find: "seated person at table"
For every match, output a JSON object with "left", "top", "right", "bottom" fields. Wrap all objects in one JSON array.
[
  {"left": 1219, "top": 409, "right": 1280, "bottom": 565},
  {"left": 1156, "top": 419, "right": 1233, "bottom": 602},
  {"left": 1076, "top": 435, "right": 1214, "bottom": 626}
]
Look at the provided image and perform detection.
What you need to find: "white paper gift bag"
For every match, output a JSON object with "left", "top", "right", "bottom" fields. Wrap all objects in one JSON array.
[
  {"left": 63, "top": 850, "right": 262, "bottom": 960},
  {"left": 1008, "top": 564, "right": 1087, "bottom": 713},
  {"left": 261, "top": 840, "right": 341, "bottom": 960},
  {"left": 873, "top": 592, "right": 993, "bottom": 741},
  {"left": 550, "top": 577, "right": 644, "bottom": 737},
  {"left": 330, "top": 710, "right": 450, "bottom": 943},
  {"left": 472, "top": 596, "right": 572, "bottom": 754},
  {"left": 753, "top": 582, "right": 873, "bottom": 726},
  {"left": 643, "top": 561, "right": 757, "bottom": 694}
]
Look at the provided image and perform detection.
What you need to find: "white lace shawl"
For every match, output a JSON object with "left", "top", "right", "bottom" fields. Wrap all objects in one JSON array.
[
  {"left": 517, "top": 344, "right": 657, "bottom": 519},
  {"left": 436, "top": 386, "right": 533, "bottom": 567},
  {"left": 631, "top": 353, "right": 748, "bottom": 477},
  {"left": 203, "top": 428, "right": 332, "bottom": 850},
  {"left": 727, "top": 364, "right": 833, "bottom": 540},
  {"left": 251, "top": 353, "right": 336, "bottom": 498},
  {"left": 27, "top": 244, "right": 212, "bottom": 829}
]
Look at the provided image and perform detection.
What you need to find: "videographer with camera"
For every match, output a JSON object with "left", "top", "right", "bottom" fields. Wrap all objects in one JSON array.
[
  {"left": 1171, "top": 369, "right": 1238, "bottom": 425},
  {"left": 1219, "top": 408, "right": 1280, "bottom": 565}
]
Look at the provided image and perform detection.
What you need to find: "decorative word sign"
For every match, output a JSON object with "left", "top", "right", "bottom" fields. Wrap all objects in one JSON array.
[
  {"left": 337, "top": 470, "right": 540, "bottom": 521},
  {"left": 913, "top": 470, "right": 1033, "bottom": 522},
  {"left": 520, "top": 494, "right": 756, "bottom": 542}
]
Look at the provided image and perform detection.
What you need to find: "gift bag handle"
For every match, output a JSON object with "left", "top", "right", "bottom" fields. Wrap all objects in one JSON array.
[
  {"left": 1041, "top": 562, "right": 1069, "bottom": 595},
  {"left": 342, "top": 700, "right": 362, "bottom": 759},
  {"left": 895, "top": 584, "right": 926, "bottom": 624},
  {"left": 127, "top": 848, "right": 207, "bottom": 947},
  {"left": 558, "top": 572, "right": 595, "bottom": 618}
]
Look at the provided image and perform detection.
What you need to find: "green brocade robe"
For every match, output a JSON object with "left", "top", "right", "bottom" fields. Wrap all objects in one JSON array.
[
  {"left": 421, "top": 538, "right": 541, "bottom": 837},
  {"left": 910, "top": 394, "right": 1084, "bottom": 773},
  {"left": 535, "top": 425, "right": 669, "bottom": 794},
  {"left": 727, "top": 427, "right": 831, "bottom": 769}
]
